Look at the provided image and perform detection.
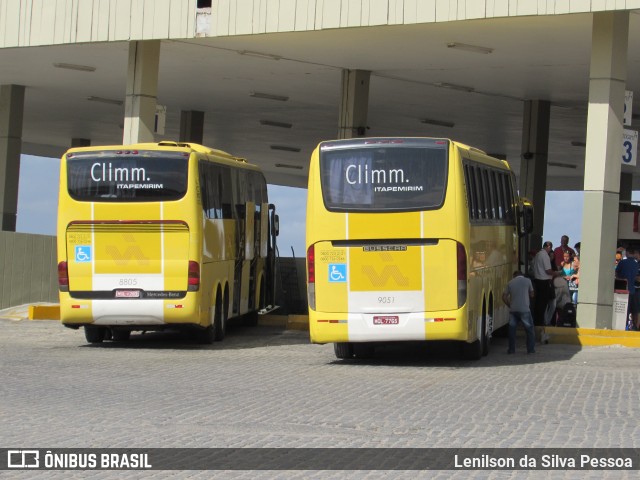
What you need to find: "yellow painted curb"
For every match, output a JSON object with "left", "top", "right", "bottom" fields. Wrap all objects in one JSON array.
[
  {"left": 258, "top": 314, "right": 309, "bottom": 331},
  {"left": 258, "top": 315, "right": 289, "bottom": 328},
  {"left": 28, "top": 305, "right": 60, "bottom": 321},
  {"left": 543, "top": 326, "right": 640, "bottom": 348},
  {"left": 286, "top": 315, "right": 309, "bottom": 331}
]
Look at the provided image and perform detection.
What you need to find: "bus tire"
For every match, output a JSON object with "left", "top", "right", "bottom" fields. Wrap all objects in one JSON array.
[
  {"left": 196, "top": 300, "right": 218, "bottom": 344},
  {"left": 461, "top": 338, "right": 482, "bottom": 360},
  {"left": 213, "top": 295, "right": 226, "bottom": 341},
  {"left": 482, "top": 314, "right": 491, "bottom": 357},
  {"left": 353, "top": 343, "right": 375, "bottom": 359},
  {"left": 84, "top": 326, "right": 106, "bottom": 344},
  {"left": 197, "top": 325, "right": 214, "bottom": 345},
  {"left": 111, "top": 329, "right": 131, "bottom": 342},
  {"left": 461, "top": 316, "right": 484, "bottom": 360},
  {"left": 334, "top": 342, "right": 353, "bottom": 359}
]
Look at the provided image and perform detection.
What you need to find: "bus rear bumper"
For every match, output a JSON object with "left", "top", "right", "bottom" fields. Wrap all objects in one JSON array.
[
  {"left": 59, "top": 296, "right": 200, "bottom": 327},
  {"left": 309, "top": 310, "right": 469, "bottom": 343}
]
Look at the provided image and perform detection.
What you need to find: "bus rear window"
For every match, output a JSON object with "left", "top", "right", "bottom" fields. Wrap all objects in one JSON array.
[
  {"left": 66, "top": 151, "right": 188, "bottom": 202},
  {"left": 319, "top": 143, "right": 448, "bottom": 212}
]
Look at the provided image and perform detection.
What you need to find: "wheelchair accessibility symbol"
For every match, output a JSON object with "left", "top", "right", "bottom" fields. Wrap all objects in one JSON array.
[
  {"left": 75, "top": 245, "right": 92, "bottom": 263},
  {"left": 328, "top": 264, "right": 347, "bottom": 283}
]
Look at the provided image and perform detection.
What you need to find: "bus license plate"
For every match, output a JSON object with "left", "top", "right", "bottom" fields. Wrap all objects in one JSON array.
[
  {"left": 373, "top": 315, "right": 399, "bottom": 325},
  {"left": 115, "top": 290, "right": 140, "bottom": 298}
]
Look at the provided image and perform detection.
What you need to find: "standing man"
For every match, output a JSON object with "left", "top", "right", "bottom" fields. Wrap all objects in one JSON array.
[
  {"left": 532, "top": 241, "right": 559, "bottom": 326},
  {"left": 615, "top": 246, "right": 640, "bottom": 331},
  {"left": 553, "top": 235, "right": 576, "bottom": 271},
  {"left": 503, "top": 271, "right": 536, "bottom": 354}
]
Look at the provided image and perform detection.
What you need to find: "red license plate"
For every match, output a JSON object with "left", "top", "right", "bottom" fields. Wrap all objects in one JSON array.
[
  {"left": 373, "top": 315, "right": 399, "bottom": 325},
  {"left": 115, "top": 290, "right": 140, "bottom": 298}
]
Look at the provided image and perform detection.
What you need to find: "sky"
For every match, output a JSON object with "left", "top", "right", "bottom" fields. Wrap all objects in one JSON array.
[{"left": 16, "top": 154, "right": 596, "bottom": 256}]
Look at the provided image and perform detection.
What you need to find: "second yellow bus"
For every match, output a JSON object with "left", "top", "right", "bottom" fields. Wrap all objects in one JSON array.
[{"left": 306, "top": 137, "right": 532, "bottom": 360}]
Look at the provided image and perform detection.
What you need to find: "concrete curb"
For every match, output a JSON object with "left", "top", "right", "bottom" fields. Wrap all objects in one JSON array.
[
  {"left": 0, "top": 303, "right": 59, "bottom": 321},
  {"left": 29, "top": 304, "right": 60, "bottom": 320}
]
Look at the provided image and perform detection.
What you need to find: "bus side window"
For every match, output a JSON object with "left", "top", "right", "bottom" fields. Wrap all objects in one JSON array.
[
  {"left": 210, "top": 165, "right": 222, "bottom": 219},
  {"left": 474, "top": 167, "right": 485, "bottom": 220},
  {"left": 495, "top": 171, "right": 505, "bottom": 221},
  {"left": 199, "top": 160, "right": 219, "bottom": 219},
  {"left": 470, "top": 165, "right": 480, "bottom": 221},
  {"left": 489, "top": 170, "right": 499, "bottom": 220},
  {"left": 464, "top": 164, "right": 476, "bottom": 221},
  {"left": 234, "top": 170, "right": 247, "bottom": 220},
  {"left": 198, "top": 161, "right": 210, "bottom": 217},
  {"left": 220, "top": 166, "right": 233, "bottom": 219},
  {"left": 482, "top": 169, "right": 494, "bottom": 220},
  {"left": 502, "top": 174, "right": 514, "bottom": 223}
]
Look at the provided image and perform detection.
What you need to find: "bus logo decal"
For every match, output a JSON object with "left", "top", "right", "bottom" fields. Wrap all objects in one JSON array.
[
  {"left": 363, "top": 245, "right": 407, "bottom": 252},
  {"left": 329, "top": 264, "right": 347, "bottom": 282},
  {"left": 361, "top": 265, "right": 409, "bottom": 287},
  {"left": 104, "top": 233, "right": 151, "bottom": 266},
  {"left": 75, "top": 246, "right": 92, "bottom": 262},
  {"left": 105, "top": 245, "right": 151, "bottom": 265}
]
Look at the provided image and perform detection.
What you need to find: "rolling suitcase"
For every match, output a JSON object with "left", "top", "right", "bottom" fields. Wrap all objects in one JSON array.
[{"left": 557, "top": 303, "right": 577, "bottom": 328}]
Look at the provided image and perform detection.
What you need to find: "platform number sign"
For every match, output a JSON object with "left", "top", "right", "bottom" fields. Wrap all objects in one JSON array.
[{"left": 622, "top": 129, "right": 638, "bottom": 167}]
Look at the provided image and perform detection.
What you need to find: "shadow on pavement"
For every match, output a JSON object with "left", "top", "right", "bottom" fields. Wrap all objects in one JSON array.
[
  {"left": 78, "top": 323, "right": 309, "bottom": 350},
  {"left": 327, "top": 336, "right": 583, "bottom": 368}
]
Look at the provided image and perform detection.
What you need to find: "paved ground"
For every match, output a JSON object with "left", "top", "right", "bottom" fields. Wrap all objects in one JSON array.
[{"left": 1, "top": 316, "right": 639, "bottom": 479}]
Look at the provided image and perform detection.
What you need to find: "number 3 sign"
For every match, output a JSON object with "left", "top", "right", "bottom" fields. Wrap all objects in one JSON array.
[{"left": 622, "top": 129, "right": 638, "bottom": 167}]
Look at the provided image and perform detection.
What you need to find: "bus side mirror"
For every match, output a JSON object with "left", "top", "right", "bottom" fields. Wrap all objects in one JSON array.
[
  {"left": 520, "top": 202, "right": 534, "bottom": 236},
  {"left": 274, "top": 215, "right": 280, "bottom": 237}
]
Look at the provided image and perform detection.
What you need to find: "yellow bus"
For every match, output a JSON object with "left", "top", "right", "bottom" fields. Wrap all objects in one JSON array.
[
  {"left": 306, "top": 137, "right": 532, "bottom": 360},
  {"left": 57, "top": 141, "right": 278, "bottom": 344}
]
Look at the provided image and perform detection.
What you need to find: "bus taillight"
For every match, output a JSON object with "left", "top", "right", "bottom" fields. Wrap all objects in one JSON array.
[
  {"left": 456, "top": 242, "right": 467, "bottom": 308},
  {"left": 188, "top": 261, "right": 200, "bottom": 291},
  {"left": 58, "top": 261, "right": 69, "bottom": 292},
  {"left": 307, "top": 245, "right": 315, "bottom": 310}
]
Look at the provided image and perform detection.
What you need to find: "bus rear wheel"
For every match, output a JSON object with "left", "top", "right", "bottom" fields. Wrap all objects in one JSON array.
[
  {"left": 461, "top": 319, "right": 485, "bottom": 360},
  {"left": 84, "top": 326, "right": 107, "bottom": 344},
  {"left": 111, "top": 329, "right": 131, "bottom": 342},
  {"left": 461, "top": 338, "right": 482, "bottom": 360},
  {"left": 334, "top": 342, "right": 353, "bottom": 359},
  {"left": 196, "top": 298, "right": 221, "bottom": 344},
  {"left": 482, "top": 314, "right": 491, "bottom": 356},
  {"left": 353, "top": 343, "right": 375, "bottom": 359},
  {"left": 213, "top": 296, "right": 226, "bottom": 341}
]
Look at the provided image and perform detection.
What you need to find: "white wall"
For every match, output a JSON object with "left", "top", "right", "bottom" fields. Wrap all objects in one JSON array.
[
  {"left": 0, "top": 0, "right": 196, "bottom": 47},
  {"left": 2, "top": 0, "right": 640, "bottom": 47}
]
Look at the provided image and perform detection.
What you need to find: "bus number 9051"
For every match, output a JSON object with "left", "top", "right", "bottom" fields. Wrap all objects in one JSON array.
[{"left": 378, "top": 296, "right": 394, "bottom": 304}]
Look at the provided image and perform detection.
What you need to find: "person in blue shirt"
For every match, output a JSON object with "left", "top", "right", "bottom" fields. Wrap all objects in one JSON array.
[{"left": 615, "top": 246, "right": 640, "bottom": 331}]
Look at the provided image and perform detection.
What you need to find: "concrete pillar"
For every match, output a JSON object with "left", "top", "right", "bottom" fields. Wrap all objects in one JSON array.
[
  {"left": 123, "top": 40, "right": 160, "bottom": 145},
  {"left": 0, "top": 84, "right": 25, "bottom": 232},
  {"left": 578, "top": 11, "right": 629, "bottom": 329},
  {"left": 519, "top": 100, "right": 550, "bottom": 251},
  {"left": 338, "top": 70, "right": 370, "bottom": 139},
  {"left": 179, "top": 110, "right": 204, "bottom": 144},
  {"left": 71, "top": 138, "right": 91, "bottom": 148}
]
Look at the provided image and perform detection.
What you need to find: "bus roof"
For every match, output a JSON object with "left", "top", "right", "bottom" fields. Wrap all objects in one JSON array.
[
  {"left": 64, "top": 141, "right": 259, "bottom": 169},
  {"left": 317, "top": 137, "right": 512, "bottom": 171}
]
